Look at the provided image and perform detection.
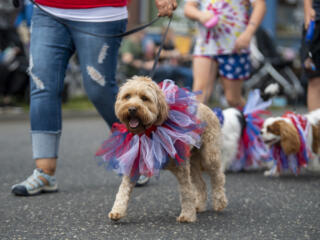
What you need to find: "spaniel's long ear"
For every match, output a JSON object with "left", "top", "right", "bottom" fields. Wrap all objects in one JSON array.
[
  {"left": 312, "top": 122, "right": 320, "bottom": 154},
  {"left": 154, "top": 85, "right": 169, "bottom": 126},
  {"left": 277, "top": 121, "right": 300, "bottom": 155}
]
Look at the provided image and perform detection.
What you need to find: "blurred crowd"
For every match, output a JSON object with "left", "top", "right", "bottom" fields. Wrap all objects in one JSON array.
[
  {"left": 0, "top": 0, "right": 31, "bottom": 108},
  {"left": 0, "top": 0, "right": 309, "bottom": 110},
  {"left": 118, "top": 28, "right": 193, "bottom": 89}
]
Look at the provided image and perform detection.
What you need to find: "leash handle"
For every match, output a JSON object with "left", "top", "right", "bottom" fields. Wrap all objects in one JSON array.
[
  {"left": 150, "top": 16, "right": 173, "bottom": 79},
  {"left": 305, "top": 20, "right": 315, "bottom": 42}
]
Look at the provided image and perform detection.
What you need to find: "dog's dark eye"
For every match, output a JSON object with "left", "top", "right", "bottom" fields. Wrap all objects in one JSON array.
[
  {"left": 124, "top": 94, "right": 131, "bottom": 100},
  {"left": 141, "top": 95, "right": 149, "bottom": 101}
]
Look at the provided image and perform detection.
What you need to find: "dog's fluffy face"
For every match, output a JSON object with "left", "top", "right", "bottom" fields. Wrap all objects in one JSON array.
[
  {"left": 115, "top": 76, "right": 168, "bottom": 134},
  {"left": 260, "top": 117, "right": 283, "bottom": 145},
  {"left": 261, "top": 117, "right": 300, "bottom": 155}
]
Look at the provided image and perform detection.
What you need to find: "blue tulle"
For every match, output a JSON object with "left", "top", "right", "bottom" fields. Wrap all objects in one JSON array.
[{"left": 96, "top": 79, "right": 204, "bottom": 180}]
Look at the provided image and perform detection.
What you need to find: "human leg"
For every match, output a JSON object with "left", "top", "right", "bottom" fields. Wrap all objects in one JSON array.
[
  {"left": 307, "top": 77, "right": 320, "bottom": 111},
  {"left": 216, "top": 53, "right": 250, "bottom": 108},
  {"left": 303, "top": 21, "right": 320, "bottom": 111},
  {"left": 71, "top": 19, "right": 127, "bottom": 127},
  {"left": 12, "top": 8, "right": 74, "bottom": 195},
  {"left": 29, "top": 8, "right": 74, "bottom": 165},
  {"left": 70, "top": 20, "right": 149, "bottom": 186},
  {"left": 192, "top": 57, "right": 217, "bottom": 104},
  {"left": 222, "top": 77, "right": 245, "bottom": 108}
]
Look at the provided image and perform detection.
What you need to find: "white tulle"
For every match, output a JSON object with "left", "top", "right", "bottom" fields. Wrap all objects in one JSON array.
[
  {"left": 243, "top": 89, "right": 272, "bottom": 115},
  {"left": 139, "top": 135, "right": 154, "bottom": 175},
  {"left": 169, "top": 110, "right": 194, "bottom": 127},
  {"left": 116, "top": 135, "right": 140, "bottom": 175},
  {"left": 161, "top": 79, "right": 176, "bottom": 103}
]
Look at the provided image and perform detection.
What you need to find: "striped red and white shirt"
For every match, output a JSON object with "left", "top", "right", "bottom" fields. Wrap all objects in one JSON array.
[
  {"left": 35, "top": 0, "right": 127, "bottom": 9},
  {"left": 34, "top": 0, "right": 128, "bottom": 22}
]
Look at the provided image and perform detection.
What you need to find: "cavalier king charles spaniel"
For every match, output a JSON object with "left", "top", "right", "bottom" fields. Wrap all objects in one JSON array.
[{"left": 261, "top": 109, "right": 320, "bottom": 176}]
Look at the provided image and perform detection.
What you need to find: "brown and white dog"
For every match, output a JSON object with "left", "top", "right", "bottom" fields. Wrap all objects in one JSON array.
[
  {"left": 107, "top": 76, "right": 227, "bottom": 223},
  {"left": 261, "top": 108, "right": 320, "bottom": 176}
]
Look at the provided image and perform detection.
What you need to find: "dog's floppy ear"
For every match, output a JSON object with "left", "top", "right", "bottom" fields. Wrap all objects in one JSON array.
[
  {"left": 154, "top": 85, "right": 169, "bottom": 126},
  {"left": 312, "top": 122, "right": 320, "bottom": 154},
  {"left": 275, "top": 120, "right": 301, "bottom": 155}
]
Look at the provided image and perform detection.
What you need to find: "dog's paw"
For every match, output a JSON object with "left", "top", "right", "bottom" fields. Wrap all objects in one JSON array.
[
  {"left": 195, "top": 204, "right": 206, "bottom": 213},
  {"left": 213, "top": 193, "right": 228, "bottom": 212},
  {"left": 176, "top": 214, "right": 196, "bottom": 223},
  {"left": 264, "top": 168, "right": 279, "bottom": 177},
  {"left": 108, "top": 211, "right": 124, "bottom": 221}
]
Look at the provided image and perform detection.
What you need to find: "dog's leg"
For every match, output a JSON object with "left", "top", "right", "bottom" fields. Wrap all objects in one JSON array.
[
  {"left": 264, "top": 163, "right": 280, "bottom": 177},
  {"left": 109, "top": 176, "right": 135, "bottom": 221},
  {"left": 209, "top": 166, "right": 228, "bottom": 211},
  {"left": 201, "top": 145, "right": 228, "bottom": 212},
  {"left": 190, "top": 154, "right": 207, "bottom": 212},
  {"left": 169, "top": 161, "right": 197, "bottom": 223}
]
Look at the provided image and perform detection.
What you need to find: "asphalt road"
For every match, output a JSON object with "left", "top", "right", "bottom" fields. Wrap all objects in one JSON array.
[{"left": 1, "top": 115, "right": 320, "bottom": 240}]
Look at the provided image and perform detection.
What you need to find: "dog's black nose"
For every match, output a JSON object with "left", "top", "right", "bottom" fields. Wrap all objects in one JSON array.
[{"left": 128, "top": 107, "right": 137, "bottom": 115}]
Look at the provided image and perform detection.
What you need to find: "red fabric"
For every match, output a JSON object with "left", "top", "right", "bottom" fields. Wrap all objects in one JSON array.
[
  {"left": 282, "top": 111, "right": 308, "bottom": 130},
  {"left": 35, "top": 0, "right": 127, "bottom": 9}
]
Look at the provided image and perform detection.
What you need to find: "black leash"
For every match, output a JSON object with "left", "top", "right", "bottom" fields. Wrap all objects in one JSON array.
[
  {"left": 13, "top": 0, "right": 172, "bottom": 76},
  {"left": 150, "top": 16, "right": 172, "bottom": 78}
]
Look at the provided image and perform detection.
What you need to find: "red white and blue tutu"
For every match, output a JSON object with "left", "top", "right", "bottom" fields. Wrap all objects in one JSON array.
[
  {"left": 231, "top": 89, "right": 272, "bottom": 171},
  {"left": 214, "top": 89, "right": 272, "bottom": 171},
  {"left": 96, "top": 80, "right": 204, "bottom": 181},
  {"left": 270, "top": 112, "right": 312, "bottom": 175}
]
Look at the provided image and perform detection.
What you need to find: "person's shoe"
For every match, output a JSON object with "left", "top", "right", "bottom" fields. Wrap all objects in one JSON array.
[
  {"left": 135, "top": 175, "right": 150, "bottom": 187},
  {"left": 11, "top": 168, "right": 58, "bottom": 196}
]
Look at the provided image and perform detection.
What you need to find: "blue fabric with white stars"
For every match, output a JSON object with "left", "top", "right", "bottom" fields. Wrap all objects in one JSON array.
[
  {"left": 212, "top": 107, "right": 224, "bottom": 126},
  {"left": 214, "top": 53, "right": 251, "bottom": 80}
]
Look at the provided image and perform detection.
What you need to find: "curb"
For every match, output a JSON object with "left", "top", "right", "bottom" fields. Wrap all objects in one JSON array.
[{"left": 0, "top": 108, "right": 99, "bottom": 122}]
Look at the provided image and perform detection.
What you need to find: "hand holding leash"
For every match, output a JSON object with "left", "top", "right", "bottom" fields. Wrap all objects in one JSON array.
[{"left": 155, "top": 0, "right": 177, "bottom": 17}]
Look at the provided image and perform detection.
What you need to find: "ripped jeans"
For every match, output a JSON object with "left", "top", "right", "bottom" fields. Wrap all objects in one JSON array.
[{"left": 29, "top": 8, "right": 127, "bottom": 159}]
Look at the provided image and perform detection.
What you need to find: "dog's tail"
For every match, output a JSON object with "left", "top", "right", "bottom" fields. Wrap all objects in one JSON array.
[
  {"left": 243, "top": 83, "right": 279, "bottom": 115},
  {"left": 260, "top": 83, "right": 280, "bottom": 102}
]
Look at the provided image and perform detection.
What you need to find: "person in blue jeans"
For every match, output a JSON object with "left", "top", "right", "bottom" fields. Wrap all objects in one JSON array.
[
  {"left": 11, "top": 0, "right": 177, "bottom": 196},
  {"left": 303, "top": 0, "right": 320, "bottom": 111}
]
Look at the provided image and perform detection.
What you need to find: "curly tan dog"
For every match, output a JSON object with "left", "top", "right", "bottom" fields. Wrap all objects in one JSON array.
[{"left": 108, "top": 76, "right": 227, "bottom": 223}]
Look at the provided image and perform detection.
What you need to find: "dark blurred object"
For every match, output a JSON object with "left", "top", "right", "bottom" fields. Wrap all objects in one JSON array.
[
  {"left": 0, "top": 27, "right": 29, "bottom": 105},
  {"left": 13, "top": 0, "right": 21, "bottom": 8},
  {"left": 151, "top": 28, "right": 193, "bottom": 89},
  {"left": 244, "top": 27, "right": 304, "bottom": 102},
  {"left": 0, "top": 0, "right": 19, "bottom": 29}
]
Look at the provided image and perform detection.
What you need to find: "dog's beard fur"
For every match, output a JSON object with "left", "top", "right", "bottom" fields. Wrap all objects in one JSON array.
[{"left": 115, "top": 76, "right": 168, "bottom": 134}]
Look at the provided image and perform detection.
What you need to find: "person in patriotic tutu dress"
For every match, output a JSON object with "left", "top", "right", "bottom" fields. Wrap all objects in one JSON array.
[{"left": 184, "top": 0, "right": 266, "bottom": 107}]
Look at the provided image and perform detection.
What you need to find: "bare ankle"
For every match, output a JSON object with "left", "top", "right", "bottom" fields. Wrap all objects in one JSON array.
[{"left": 36, "top": 158, "right": 57, "bottom": 176}]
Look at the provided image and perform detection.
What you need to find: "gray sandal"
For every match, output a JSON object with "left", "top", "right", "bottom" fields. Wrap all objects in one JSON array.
[{"left": 11, "top": 168, "right": 58, "bottom": 196}]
